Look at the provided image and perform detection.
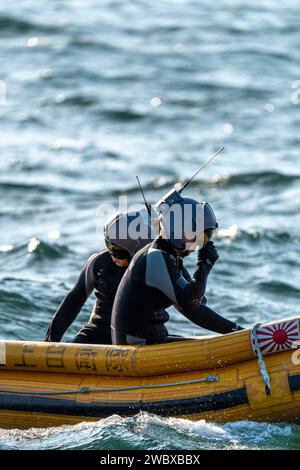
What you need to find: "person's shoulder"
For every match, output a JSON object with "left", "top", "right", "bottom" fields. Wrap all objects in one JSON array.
[
  {"left": 147, "top": 246, "right": 177, "bottom": 271},
  {"left": 148, "top": 238, "right": 176, "bottom": 264},
  {"left": 87, "top": 250, "right": 111, "bottom": 269}
]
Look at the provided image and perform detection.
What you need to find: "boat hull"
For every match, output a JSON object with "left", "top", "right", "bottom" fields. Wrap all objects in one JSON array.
[
  {"left": 0, "top": 349, "right": 299, "bottom": 429},
  {"left": 1, "top": 317, "right": 300, "bottom": 428}
]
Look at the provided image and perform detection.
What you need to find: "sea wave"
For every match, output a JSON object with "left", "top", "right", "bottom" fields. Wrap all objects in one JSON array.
[
  {"left": 101, "top": 108, "right": 146, "bottom": 121},
  {"left": 0, "top": 180, "right": 88, "bottom": 196},
  {"left": 1, "top": 168, "right": 297, "bottom": 204},
  {"left": 122, "top": 171, "right": 300, "bottom": 195},
  {"left": 0, "top": 413, "right": 295, "bottom": 450},
  {"left": 257, "top": 280, "right": 300, "bottom": 296},
  {"left": 0, "top": 14, "right": 61, "bottom": 34},
  {"left": 0, "top": 239, "right": 72, "bottom": 261},
  {"left": 53, "top": 93, "right": 98, "bottom": 108},
  {"left": 187, "top": 171, "right": 300, "bottom": 189},
  {"left": 216, "top": 227, "right": 297, "bottom": 244},
  {"left": 218, "top": 171, "right": 300, "bottom": 187}
]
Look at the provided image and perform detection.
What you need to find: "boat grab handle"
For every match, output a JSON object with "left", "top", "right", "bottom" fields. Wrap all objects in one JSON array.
[{"left": 0, "top": 375, "right": 220, "bottom": 396}]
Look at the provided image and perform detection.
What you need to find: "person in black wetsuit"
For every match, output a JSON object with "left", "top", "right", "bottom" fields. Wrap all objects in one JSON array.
[
  {"left": 111, "top": 193, "right": 243, "bottom": 345},
  {"left": 44, "top": 209, "right": 154, "bottom": 344}
]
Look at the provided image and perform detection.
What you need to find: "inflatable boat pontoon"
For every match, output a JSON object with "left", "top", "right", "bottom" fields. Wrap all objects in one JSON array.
[{"left": 0, "top": 317, "right": 300, "bottom": 428}]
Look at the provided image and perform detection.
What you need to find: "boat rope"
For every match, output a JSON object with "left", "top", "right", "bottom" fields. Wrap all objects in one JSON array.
[
  {"left": 252, "top": 323, "right": 271, "bottom": 395},
  {"left": 0, "top": 375, "right": 220, "bottom": 396}
]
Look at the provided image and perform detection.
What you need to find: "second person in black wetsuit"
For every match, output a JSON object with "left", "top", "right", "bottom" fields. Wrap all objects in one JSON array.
[
  {"left": 44, "top": 209, "right": 154, "bottom": 344},
  {"left": 112, "top": 193, "right": 243, "bottom": 345}
]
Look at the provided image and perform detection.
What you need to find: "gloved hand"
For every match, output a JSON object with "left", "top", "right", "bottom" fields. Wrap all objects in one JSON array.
[{"left": 197, "top": 241, "right": 219, "bottom": 266}]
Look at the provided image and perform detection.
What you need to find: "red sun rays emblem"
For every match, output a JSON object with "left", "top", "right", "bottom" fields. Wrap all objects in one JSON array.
[{"left": 252, "top": 320, "right": 300, "bottom": 355}]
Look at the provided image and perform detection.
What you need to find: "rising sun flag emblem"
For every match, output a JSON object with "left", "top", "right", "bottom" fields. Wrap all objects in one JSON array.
[{"left": 252, "top": 319, "right": 300, "bottom": 355}]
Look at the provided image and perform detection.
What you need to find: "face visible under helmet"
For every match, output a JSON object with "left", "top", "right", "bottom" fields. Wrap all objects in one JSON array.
[
  {"left": 103, "top": 208, "right": 156, "bottom": 260},
  {"left": 155, "top": 189, "right": 218, "bottom": 253},
  {"left": 104, "top": 239, "right": 131, "bottom": 260}
]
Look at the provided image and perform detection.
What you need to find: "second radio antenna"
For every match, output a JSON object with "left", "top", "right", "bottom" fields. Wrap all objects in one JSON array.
[
  {"left": 136, "top": 176, "right": 151, "bottom": 215},
  {"left": 179, "top": 146, "right": 224, "bottom": 193}
]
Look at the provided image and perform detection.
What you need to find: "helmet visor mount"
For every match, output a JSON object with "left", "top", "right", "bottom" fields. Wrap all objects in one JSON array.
[{"left": 105, "top": 239, "right": 130, "bottom": 260}]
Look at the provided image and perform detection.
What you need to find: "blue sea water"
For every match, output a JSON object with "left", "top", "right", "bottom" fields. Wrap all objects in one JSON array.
[{"left": 0, "top": 0, "right": 300, "bottom": 449}]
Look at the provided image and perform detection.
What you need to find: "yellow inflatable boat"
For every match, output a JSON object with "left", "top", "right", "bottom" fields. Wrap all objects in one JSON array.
[{"left": 0, "top": 316, "right": 300, "bottom": 429}]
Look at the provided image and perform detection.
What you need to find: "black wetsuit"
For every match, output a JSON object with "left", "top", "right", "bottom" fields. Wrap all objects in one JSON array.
[
  {"left": 111, "top": 237, "right": 241, "bottom": 345},
  {"left": 44, "top": 250, "right": 126, "bottom": 344}
]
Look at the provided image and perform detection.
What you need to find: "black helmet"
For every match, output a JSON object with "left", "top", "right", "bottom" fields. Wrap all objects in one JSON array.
[
  {"left": 103, "top": 208, "right": 155, "bottom": 259},
  {"left": 202, "top": 201, "right": 218, "bottom": 243},
  {"left": 155, "top": 189, "right": 218, "bottom": 252}
]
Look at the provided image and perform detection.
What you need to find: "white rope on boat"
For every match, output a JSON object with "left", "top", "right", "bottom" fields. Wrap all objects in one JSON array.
[{"left": 252, "top": 323, "right": 271, "bottom": 395}]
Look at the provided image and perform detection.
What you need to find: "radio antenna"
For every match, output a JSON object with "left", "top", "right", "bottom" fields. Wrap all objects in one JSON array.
[
  {"left": 179, "top": 147, "right": 224, "bottom": 193},
  {"left": 136, "top": 176, "right": 151, "bottom": 215}
]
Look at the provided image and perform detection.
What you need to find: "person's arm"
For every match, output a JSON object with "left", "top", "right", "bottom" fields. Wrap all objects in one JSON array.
[
  {"left": 179, "top": 244, "right": 242, "bottom": 332},
  {"left": 146, "top": 245, "right": 243, "bottom": 334},
  {"left": 145, "top": 242, "right": 220, "bottom": 314},
  {"left": 192, "top": 241, "right": 219, "bottom": 298},
  {"left": 179, "top": 303, "right": 243, "bottom": 333},
  {"left": 145, "top": 247, "right": 206, "bottom": 313},
  {"left": 44, "top": 254, "right": 97, "bottom": 342},
  {"left": 182, "top": 266, "right": 209, "bottom": 304},
  {"left": 181, "top": 265, "right": 192, "bottom": 282}
]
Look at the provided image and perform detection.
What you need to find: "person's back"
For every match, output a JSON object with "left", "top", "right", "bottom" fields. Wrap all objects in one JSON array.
[
  {"left": 44, "top": 249, "right": 127, "bottom": 344},
  {"left": 44, "top": 208, "right": 155, "bottom": 344},
  {"left": 112, "top": 237, "right": 176, "bottom": 344},
  {"left": 112, "top": 235, "right": 240, "bottom": 345}
]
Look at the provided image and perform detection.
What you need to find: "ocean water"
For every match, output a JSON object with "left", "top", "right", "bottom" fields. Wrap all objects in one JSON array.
[{"left": 0, "top": 0, "right": 300, "bottom": 450}]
